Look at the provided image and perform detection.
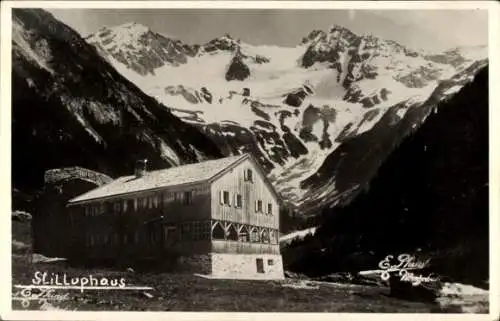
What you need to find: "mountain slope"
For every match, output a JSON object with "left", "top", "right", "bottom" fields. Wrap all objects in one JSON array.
[
  {"left": 283, "top": 65, "right": 489, "bottom": 286},
  {"left": 86, "top": 22, "right": 488, "bottom": 214},
  {"left": 12, "top": 9, "right": 223, "bottom": 194}
]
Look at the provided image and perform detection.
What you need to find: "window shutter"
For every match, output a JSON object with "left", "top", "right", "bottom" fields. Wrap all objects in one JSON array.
[
  {"left": 244, "top": 169, "right": 248, "bottom": 181},
  {"left": 219, "top": 190, "right": 224, "bottom": 204},
  {"left": 234, "top": 194, "right": 238, "bottom": 208},
  {"left": 255, "top": 200, "right": 258, "bottom": 212}
]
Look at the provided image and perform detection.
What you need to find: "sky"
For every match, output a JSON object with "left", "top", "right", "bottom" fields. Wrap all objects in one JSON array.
[{"left": 47, "top": 9, "right": 488, "bottom": 53}]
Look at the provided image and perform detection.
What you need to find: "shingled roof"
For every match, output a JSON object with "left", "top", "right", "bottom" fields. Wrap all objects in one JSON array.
[{"left": 68, "top": 154, "right": 250, "bottom": 204}]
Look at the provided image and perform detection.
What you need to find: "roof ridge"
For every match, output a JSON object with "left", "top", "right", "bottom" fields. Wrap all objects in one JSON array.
[
  {"left": 68, "top": 153, "right": 250, "bottom": 204},
  {"left": 142, "top": 153, "right": 247, "bottom": 176}
]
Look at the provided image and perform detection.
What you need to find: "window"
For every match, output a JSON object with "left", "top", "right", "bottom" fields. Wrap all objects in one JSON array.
[
  {"left": 250, "top": 228, "right": 261, "bottom": 243},
  {"left": 165, "top": 225, "right": 178, "bottom": 245},
  {"left": 212, "top": 222, "right": 225, "bottom": 240},
  {"left": 202, "top": 221, "right": 211, "bottom": 240},
  {"left": 256, "top": 258, "right": 265, "bottom": 273},
  {"left": 244, "top": 169, "right": 254, "bottom": 182},
  {"left": 113, "top": 233, "right": 120, "bottom": 246},
  {"left": 227, "top": 224, "right": 238, "bottom": 241},
  {"left": 125, "top": 231, "right": 135, "bottom": 245},
  {"left": 238, "top": 226, "right": 250, "bottom": 242},
  {"left": 267, "top": 203, "right": 273, "bottom": 215},
  {"left": 235, "top": 194, "right": 243, "bottom": 208},
  {"left": 183, "top": 191, "right": 193, "bottom": 205},
  {"left": 261, "top": 229, "right": 270, "bottom": 243},
  {"left": 255, "top": 200, "right": 263, "bottom": 213},
  {"left": 220, "top": 191, "right": 231, "bottom": 206},
  {"left": 103, "top": 234, "right": 110, "bottom": 246},
  {"left": 127, "top": 200, "right": 134, "bottom": 212},
  {"left": 268, "top": 259, "right": 274, "bottom": 266},
  {"left": 181, "top": 222, "right": 192, "bottom": 241}
]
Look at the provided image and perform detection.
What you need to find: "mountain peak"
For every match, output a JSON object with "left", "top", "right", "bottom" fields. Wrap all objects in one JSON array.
[
  {"left": 203, "top": 34, "right": 241, "bottom": 53},
  {"left": 107, "top": 21, "right": 152, "bottom": 41}
]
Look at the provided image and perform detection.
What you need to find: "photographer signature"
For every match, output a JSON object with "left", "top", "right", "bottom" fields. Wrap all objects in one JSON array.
[
  {"left": 378, "top": 253, "right": 439, "bottom": 286},
  {"left": 13, "top": 288, "right": 70, "bottom": 309}
]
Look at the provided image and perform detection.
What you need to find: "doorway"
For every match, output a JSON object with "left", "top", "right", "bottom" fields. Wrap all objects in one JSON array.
[{"left": 256, "top": 258, "right": 265, "bottom": 273}]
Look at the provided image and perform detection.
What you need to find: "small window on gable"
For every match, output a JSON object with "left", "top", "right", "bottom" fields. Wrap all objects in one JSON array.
[
  {"left": 268, "top": 259, "right": 274, "bottom": 266},
  {"left": 267, "top": 203, "right": 273, "bottom": 215},
  {"left": 235, "top": 194, "right": 243, "bottom": 208},
  {"left": 220, "top": 191, "right": 231, "bottom": 206},
  {"left": 255, "top": 200, "right": 263, "bottom": 213},
  {"left": 244, "top": 169, "right": 254, "bottom": 182}
]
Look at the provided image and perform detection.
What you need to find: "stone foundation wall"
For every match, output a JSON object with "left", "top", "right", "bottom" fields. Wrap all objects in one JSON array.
[
  {"left": 211, "top": 253, "right": 284, "bottom": 280},
  {"left": 177, "top": 254, "right": 212, "bottom": 274}
]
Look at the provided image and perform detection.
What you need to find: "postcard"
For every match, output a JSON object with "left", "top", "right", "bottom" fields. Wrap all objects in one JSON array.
[{"left": 1, "top": 1, "right": 498, "bottom": 320}]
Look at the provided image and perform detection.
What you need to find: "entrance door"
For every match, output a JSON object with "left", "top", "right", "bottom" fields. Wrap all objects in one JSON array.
[{"left": 256, "top": 258, "right": 265, "bottom": 273}]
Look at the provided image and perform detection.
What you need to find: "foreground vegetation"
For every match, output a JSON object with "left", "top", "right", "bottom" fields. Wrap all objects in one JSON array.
[{"left": 12, "top": 217, "right": 487, "bottom": 313}]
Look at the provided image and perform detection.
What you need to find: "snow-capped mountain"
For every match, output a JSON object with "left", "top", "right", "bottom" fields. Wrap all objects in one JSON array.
[
  {"left": 86, "top": 22, "right": 488, "bottom": 215},
  {"left": 12, "top": 9, "right": 223, "bottom": 192}
]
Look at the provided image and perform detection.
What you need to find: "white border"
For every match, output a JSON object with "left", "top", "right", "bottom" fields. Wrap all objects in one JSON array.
[{"left": 1, "top": 1, "right": 499, "bottom": 320}]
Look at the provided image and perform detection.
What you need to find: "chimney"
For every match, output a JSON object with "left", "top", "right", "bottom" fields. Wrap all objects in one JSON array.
[{"left": 135, "top": 159, "right": 148, "bottom": 178}]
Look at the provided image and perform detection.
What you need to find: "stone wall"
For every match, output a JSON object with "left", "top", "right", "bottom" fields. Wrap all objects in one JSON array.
[
  {"left": 177, "top": 254, "right": 212, "bottom": 274},
  {"left": 211, "top": 253, "right": 284, "bottom": 280},
  {"left": 44, "top": 167, "right": 112, "bottom": 186}
]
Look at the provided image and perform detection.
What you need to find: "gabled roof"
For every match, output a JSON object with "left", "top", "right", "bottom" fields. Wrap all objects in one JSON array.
[{"left": 68, "top": 154, "right": 249, "bottom": 205}]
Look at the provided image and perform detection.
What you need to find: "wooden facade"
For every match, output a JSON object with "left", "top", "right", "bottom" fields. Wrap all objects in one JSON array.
[{"left": 65, "top": 154, "right": 284, "bottom": 278}]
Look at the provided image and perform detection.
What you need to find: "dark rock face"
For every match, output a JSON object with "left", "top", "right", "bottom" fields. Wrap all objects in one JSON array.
[
  {"left": 284, "top": 66, "right": 489, "bottom": 286},
  {"left": 12, "top": 9, "right": 223, "bottom": 194},
  {"left": 284, "top": 85, "right": 313, "bottom": 107},
  {"left": 200, "top": 87, "right": 213, "bottom": 103},
  {"left": 225, "top": 54, "right": 250, "bottom": 81},
  {"left": 396, "top": 66, "right": 443, "bottom": 88},
  {"left": 164, "top": 85, "right": 202, "bottom": 104},
  {"left": 424, "top": 48, "right": 475, "bottom": 68},
  {"left": 343, "top": 86, "right": 391, "bottom": 107},
  {"left": 203, "top": 35, "right": 238, "bottom": 53},
  {"left": 87, "top": 23, "right": 199, "bottom": 76},
  {"left": 296, "top": 60, "right": 487, "bottom": 215}
]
